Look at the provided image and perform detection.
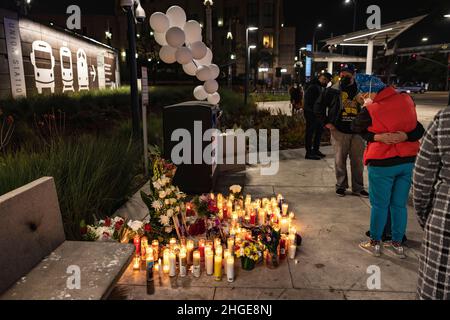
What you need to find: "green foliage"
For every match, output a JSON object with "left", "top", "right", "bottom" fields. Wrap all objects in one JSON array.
[{"left": 0, "top": 134, "right": 142, "bottom": 240}]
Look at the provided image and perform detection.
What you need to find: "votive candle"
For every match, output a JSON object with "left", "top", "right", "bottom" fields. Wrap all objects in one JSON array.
[
  {"left": 226, "top": 256, "right": 235, "bottom": 282},
  {"left": 187, "top": 240, "right": 194, "bottom": 265},
  {"left": 214, "top": 255, "right": 222, "bottom": 281},
  {"left": 289, "top": 244, "right": 297, "bottom": 260},
  {"left": 193, "top": 250, "right": 201, "bottom": 277},
  {"left": 206, "top": 249, "right": 214, "bottom": 275},
  {"left": 179, "top": 248, "right": 187, "bottom": 277}
]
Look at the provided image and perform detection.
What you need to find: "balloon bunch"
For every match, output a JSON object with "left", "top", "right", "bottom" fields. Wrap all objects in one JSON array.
[{"left": 150, "top": 6, "right": 221, "bottom": 105}]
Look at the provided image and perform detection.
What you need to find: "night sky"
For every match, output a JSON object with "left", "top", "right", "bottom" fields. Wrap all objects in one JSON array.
[{"left": 284, "top": 0, "right": 450, "bottom": 48}]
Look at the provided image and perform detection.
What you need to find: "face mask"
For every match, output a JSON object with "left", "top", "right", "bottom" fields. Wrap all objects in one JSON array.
[{"left": 340, "top": 76, "right": 352, "bottom": 88}]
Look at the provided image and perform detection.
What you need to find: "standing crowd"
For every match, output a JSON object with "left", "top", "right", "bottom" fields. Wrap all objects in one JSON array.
[{"left": 291, "top": 64, "right": 450, "bottom": 299}]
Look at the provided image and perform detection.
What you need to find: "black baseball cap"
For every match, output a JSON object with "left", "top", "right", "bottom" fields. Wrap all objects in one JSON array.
[{"left": 339, "top": 63, "right": 356, "bottom": 74}]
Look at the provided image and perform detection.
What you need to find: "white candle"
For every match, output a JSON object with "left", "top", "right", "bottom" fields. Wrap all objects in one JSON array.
[
  {"left": 169, "top": 252, "right": 176, "bottom": 277},
  {"left": 227, "top": 237, "right": 234, "bottom": 252},
  {"left": 226, "top": 256, "right": 235, "bottom": 282},
  {"left": 206, "top": 249, "right": 214, "bottom": 275},
  {"left": 133, "top": 256, "right": 140, "bottom": 270},
  {"left": 163, "top": 249, "right": 170, "bottom": 274},
  {"left": 282, "top": 203, "right": 289, "bottom": 216},
  {"left": 186, "top": 240, "right": 194, "bottom": 265},
  {"left": 179, "top": 248, "right": 187, "bottom": 277},
  {"left": 223, "top": 249, "right": 230, "bottom": 275},
  {"left": 193, "top": 250, "right": 201, "bottom": 277},
  {"left": 289, "top": 244, "right": 296, "bottom": 259}
]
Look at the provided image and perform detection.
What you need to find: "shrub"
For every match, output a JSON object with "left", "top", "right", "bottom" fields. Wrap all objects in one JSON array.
[{"left": 0, "top": 133, "right": 143, "bottom": 240}]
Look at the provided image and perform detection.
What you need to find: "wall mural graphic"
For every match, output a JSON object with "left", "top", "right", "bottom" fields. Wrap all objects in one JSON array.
[
  {"left": 1, "top": 15, "right": 119, "bottom": 99},
  {"left": 30, "top": 40, "right": 56, "bottom": 94}
]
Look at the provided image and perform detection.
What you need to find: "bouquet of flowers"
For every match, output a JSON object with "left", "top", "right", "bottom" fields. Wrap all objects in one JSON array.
[
  {"left": 235, "top": 240, "right": 262, "bottom": 270},
  {"left": 192, "top": 194, "right": 219, "bottom": 217},
  {"left": 141, "top": 147, "right": 186, "bottom": 242},
  {"left": 81, "top": 216, "right": 125, "bottom": 242},
  {"left": 257, "top": 225, "right": 281, "bottom": 268}
]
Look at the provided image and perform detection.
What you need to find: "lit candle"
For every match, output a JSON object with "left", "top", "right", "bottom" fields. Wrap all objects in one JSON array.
[
  {"left": 163, "top": 249, "right": 170, "bottom": 274},
  {"left": 146, "top": 246, "right": 154, "bottom": 268},
  {"left": 215, "top": 245, "right": 223, "bottom": 258},
  {"left": 214, "top": 255, "right": 222, "bottom": 281},
  {"left": 133, "top": 255, "right": 140, "bottom": 270},
  {"left": 250, "top": 210, "right": 256, "bottom": 225},
  {"left": 205, "top": 249, "right": 214, "bottom": 275},
  {"left": 289, "top": 212, "right": 295, "bottom": 220},
  {"left": 154, "top": 262, "right": 160, "bottom": 273},
  {"left": 258, "top": 210, "right": 266, "bottom": 225},
  {"left": 214, "top": 238, "right": 221, "bottom": 249},
  {"left": 179, "top": 248, "right": 187, "bottom": 277},
  {"left": 210, "top": 193, "right": 215, "bottom": 200},
  {"left": 282, "top": 204, "right": 289, "bottom": 216},
  {"left": 198, "top": 238, "right": 206, "bottom": 259},
  {"left": 152, "top": 240, "right": 159, "bottom": 260},
  {"left": 193, "top": 250, "right": 201, "bottom": 277},
  {"left": 279, "top": 235, "right": 287, "bottom": 260},
  {"left": 290, "top": 226, "right": 297, "bottom": 236},
  {"left": 227, "top": 237, "right": 234, "bottom": 252},
  {"left": 226, "top": 256, "right": 235, "bottom": 282},
  {"left": 133, "top": 235, "right": 141, "bottom": 255},
  {"left": 187, "top": 240, "right": 194, "bottom": 265},
  {"left": 169, "top": 238, "right": 177, "bottom": 251},
  {"left": 169, "top": 252, "right": 176, "bottom": 277},
  {"left": 244, "top": 215, "right": 250, "bottom": 225},
  {"left": 227, "top": 201, "right": 233, "bottom": 216},
  {"left": 280, "top": 217, "right": 289, "bottom": 234},
  {"left": 218, "top": 209, "right": 224, "bottom": 220},
  {"left": 288, "top": 233, "right": 296, "bottom": 247},
  {"left": 223, "top": 249, "right": 230, "bottom": 274},
  {"left": 289, "top": 244, "right": 297, "bottom": 260},
  {"left": 158, "top": 258, "right": 162, "bottom": 277},
  {"left": 140, "top": 236, "right": 148, "bottom": 261}
]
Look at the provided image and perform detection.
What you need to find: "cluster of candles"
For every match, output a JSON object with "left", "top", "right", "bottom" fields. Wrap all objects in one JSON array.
[
  {"left": 132, "top": 236, "right": 237, "bottom": 282},
  {"left": 131, "top": 192, "right": 299, "bottom": 281}
]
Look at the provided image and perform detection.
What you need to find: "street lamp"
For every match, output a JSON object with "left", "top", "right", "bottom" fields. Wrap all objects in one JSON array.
[
  {"left": 444, "top": 14, "right": 450, "bottom": 18},
  {"left": 421, "top": 37, "right": 429, "bottom": 42},
  {"left": 244, "top": 27, "right": 258, "bottom": 105},
  {"left": 204, "top": 0, "right": 214, "bottom": 49},
  {"left": 312, "top": 23, "right": 323, "bottom": 53},
  {"left": 344, "top": 0, "right": 357, "bottom": 32},
  {"left": 120, "top": 0, "right": 146, "bottom": 140}
]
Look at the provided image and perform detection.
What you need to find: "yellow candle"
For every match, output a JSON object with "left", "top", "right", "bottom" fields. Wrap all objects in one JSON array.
[
  {"left": 215, "top": 245, "right": 223, "bottom": 258},
  {"left": 187, "top": 240, "right": 194, "bottom": 265},
  {"left": 214, "top": 255, "right": 222, "bottom": 281},
  {"left": 280, "top": 217, "right": 289, "bottom": 234},
  {"left": 193, "top": 250, "right": 201, "bottom": 277},
  {"left": 226, "top": 256, "right": 234, "bottom": 282},
  {"left": 282, "top": 203, "right": 289, "bottom": 216},
  {"left": 206, "top": 249, "right": 214, "bottom": 275},
  {"left": 163, "top": 249, "right": 170, "bottom": 274}
]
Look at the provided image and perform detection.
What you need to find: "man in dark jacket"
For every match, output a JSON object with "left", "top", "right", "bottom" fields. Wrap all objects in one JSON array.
[
  {"left": 314, "top": 64, "right": 368, "bottom": 198},
  {"left": 304, "top": 73, "right": 332, "bottom": 160}
]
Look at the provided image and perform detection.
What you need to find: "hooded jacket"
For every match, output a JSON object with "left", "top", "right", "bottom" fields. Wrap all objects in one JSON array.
[{"left": 363, "top": 87, "right": 420, "bottom": 165}]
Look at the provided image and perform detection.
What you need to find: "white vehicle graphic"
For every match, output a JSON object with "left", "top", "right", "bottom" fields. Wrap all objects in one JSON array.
[
  {"left": 76, "top": 48, "right": 89, "bottom": 91},
  {"left": 60, "top": 46, "right": 75, "bottom": 93},
  {"left": 30, "top": 40, "right": 55, "bottom": 94}
]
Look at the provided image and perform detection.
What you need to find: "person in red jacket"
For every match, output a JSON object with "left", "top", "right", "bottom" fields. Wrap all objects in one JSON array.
[{"left": 351, "top": 74, "right": 424, "bottom": 258}]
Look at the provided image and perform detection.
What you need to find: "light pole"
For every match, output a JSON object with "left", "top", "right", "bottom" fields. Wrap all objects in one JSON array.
[
  {"left": 227, "top": 28, "right": 233, "bottom": 88},
  {"left": 311, "top": 23, "right": 323, "bottom": 76},
  {"left": 244, "top": 27, "right": 258, "bottom": 105},
  {"left": 204, "top": 0, "right": 213, "bottom": 50},
  {"left": 344, "top": 0, "right": 357, "bottom": 32},
  {"left": 120, "top": 0, "right": 146, "bottom": 140}
]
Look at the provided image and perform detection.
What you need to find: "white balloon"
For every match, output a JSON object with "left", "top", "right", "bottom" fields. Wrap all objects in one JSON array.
[
  {"left": 209, "top": 64, "right": 220, "bottom": 79},
  {"left": 184, "top": 20, "right": 202, "bottom": 44},
  {"left": 149, "top": 12, "right": 170, "bottom": 33},
  {"left": 154, "top": 32, "right": 168, "bottom": 46},
  {"left": 159, "top": 45, "right": 177, "bottom": 64},
  {"left": 175, "top": 47, "right": 193, "bottom": 65},
  {"left": 193, "top": 85, "right": 208, "bottom": 101},
  {"left": 207, "top": 92, "right": 221, "bottom": 105},
  {"left": 166, "top": 6, "right": 186, "bottom": 28},
  {"left": 204, "top": 79, "right": 219, "bottom": 94},
  {"left": 196, "top": 65, "right": 212, "bottom": 81},
  {"left": 195, "top": 47, "right": 213, "bottom": 66},
  {"left": 166, "top": 27, "right": 186, "bottom": 48},
  {"left": 182, "top": 61, "right": 198, "bottom": 76},
  {"left": 190, "top": 41, "right": 207, "bottom": 60}
]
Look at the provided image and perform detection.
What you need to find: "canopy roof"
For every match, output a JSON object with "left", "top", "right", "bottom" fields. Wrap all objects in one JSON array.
[{"left": 323, "top": 15, "right": 427, "bottom": 46}]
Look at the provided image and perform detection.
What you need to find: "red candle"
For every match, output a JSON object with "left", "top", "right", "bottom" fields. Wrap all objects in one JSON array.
[
  {"left": 279, "top": 236, "right": 287, "bottom": 260},
  {"left": 250, "top": 211, "right": 256, "bottom": 225},
  {"left": 198, "top": 239, "right": 206, "bottom": 259},
  {"left": 133, "top": 235, "right": 141, "bottom": 255}
]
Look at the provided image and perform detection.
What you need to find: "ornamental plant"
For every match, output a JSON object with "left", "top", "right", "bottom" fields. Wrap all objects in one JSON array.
[{"left": 235, "top": 240, "right": 262, "bottom": 262}]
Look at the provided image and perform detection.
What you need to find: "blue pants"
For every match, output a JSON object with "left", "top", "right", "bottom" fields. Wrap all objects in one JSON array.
[{"left": 368, "top": 163, "right": 414, "bottom": 243}]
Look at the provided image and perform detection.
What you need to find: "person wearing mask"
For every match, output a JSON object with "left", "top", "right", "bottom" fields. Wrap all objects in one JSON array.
[
  {"left": 289, "top": 83, "right": 304, "bottom": 116},
  {"left": 413, "top": 93, "right": 450, "bottom": 299},
  {"left": 352, "top": 74, "right": 424, "bottom": 258},
  {"left": 303, "top": 72, "right": 332, "bottom": 160},
  {"left": 314, "top": 64, "right": 368, "bottom": 198}
]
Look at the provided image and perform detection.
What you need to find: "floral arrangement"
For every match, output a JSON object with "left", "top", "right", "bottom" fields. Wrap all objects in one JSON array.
[
  {"left": 257, "top": 225, "right": 281, "bottom": 255},
  {"left": 81, "top": 216, "right": 126, "bottom": 242},
  {"left": 235, "top": 240, "right": 262, "bottom": 262},
  {"left": 140, "top": 147, "right": 187, "bottom": 242}
]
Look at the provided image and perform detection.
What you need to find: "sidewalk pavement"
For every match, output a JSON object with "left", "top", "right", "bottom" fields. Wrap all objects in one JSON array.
[{"left": 113, "top": 146, "right": 422, "bottom": 300}]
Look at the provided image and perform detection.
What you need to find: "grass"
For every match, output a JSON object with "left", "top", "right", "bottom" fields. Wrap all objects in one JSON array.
[{"left": 0, "top": 133, "right": 142, "bottom": 240}]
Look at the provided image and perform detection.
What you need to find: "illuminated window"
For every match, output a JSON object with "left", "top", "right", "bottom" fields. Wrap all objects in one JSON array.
[{"left": 263, "top": 34, "right": 273, "bottom": 49}]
